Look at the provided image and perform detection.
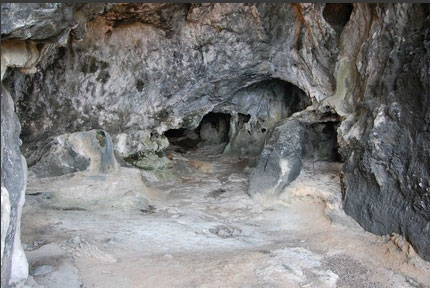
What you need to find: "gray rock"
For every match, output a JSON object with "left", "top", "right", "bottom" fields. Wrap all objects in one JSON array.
[
  {"left": 248, "top": 119, "right": 306, "bottom": 197},
  {"left": 338, "top": 4, "right": 430, "bottom": 261},
  {"left": 2, "top": 2, "right": 430, "bottom": 266},
  {"left": 1, "top": 3, "right": 110, "bottom": 41},
  {"left": 199, "top": 113, "right": 230, "bottom": 145},
  {"left": 222, "top": 79, "right": 311, "bottom": 156},
  {"left": 209, "top": 225, "right": 242, "bottom": 238},
  {"left": 1, "top": 85, "right": 28, "bottom": 287},
  {"left": 32, "top": 265, "right": 54, "bottom": 276},
  {"left": 30, "top": 129, "right": 118, "bottom": 178},
  {"left": 6, "top": 3, "right": 333, "bottom": 161},
  {"left": 1, "top": 3, "right": 75, "bottom": 40}
]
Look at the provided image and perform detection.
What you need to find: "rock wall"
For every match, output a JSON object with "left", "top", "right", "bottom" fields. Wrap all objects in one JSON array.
[
  {"left": 1, "top": 6, "right": 429, "bottom": 284},
  {"left": 1, "top": 85, "right": 28, "bottom": 287},
  {"left": 5, "top": 3, "right": 335, "bottom": 160},
  {"left": 1, "top": 4, "right": 107, "bottom": 286},
  {"left": 337, "top": 4, "right": 430, "bottom": 261},
  {"left": 249, "top": 119, "right": 306, "bottom": 197}
]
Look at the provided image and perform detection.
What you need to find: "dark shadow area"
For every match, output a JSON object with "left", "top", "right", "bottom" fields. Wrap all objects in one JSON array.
[
  {"left": 224, "top": 78, "right": 311, "bottom": 157},
  {"left": 303, "top": 121, "right": 342, "bottom": 163},
  {"left": 323, "top": 4, "right": 353, "bottom": 32},
  {"left": 231, "top": 79, "right": 311, "bottom": 120},
  {"left": 164, "top": 112, "right": 231, "bottom": 154},
  {"left": 237, "top": 113, "right": 251, "bottom": 129}
]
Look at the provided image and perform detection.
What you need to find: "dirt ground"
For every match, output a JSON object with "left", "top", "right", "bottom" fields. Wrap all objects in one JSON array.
[{"left": 22, "top": 145, "right": 430, "bottom": 288}]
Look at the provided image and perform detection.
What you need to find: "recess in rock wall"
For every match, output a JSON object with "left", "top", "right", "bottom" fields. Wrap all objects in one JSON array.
[
  {"left": 164, "top": 112, "right": 231, "bottom": 154},
  {"left": 303, "top": 121, "right": 342, "bottom": 163},
  {"left": 323, "top": 4, "right": 353, "bottom": 33},
  {"left": 223, "top": 79, "right": 311, "bottom": 157}
]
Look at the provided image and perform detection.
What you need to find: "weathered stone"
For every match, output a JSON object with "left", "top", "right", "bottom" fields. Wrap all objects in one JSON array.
[
  {"left": 338, "top": 4, "right": 430, "bottom": 261},
  {"left": 26, "top": 167, "right": 151, "bottom": 211},
  {"left": 125, "top": 152, "right": 169, "bottom": 172},
  {"left": 199, "top": 113, "right": 230, "bottom": 145},
  {"left": 1, "top": 40, "right": 40, "bottom": 80},
  {"left": 1, "top": 3, "right": 430, "bottom": 271},
  {"left": 29, "top": 129, "right": 118, "bottom": 178},
  {"left": 248, "top": 119, "right": 306, "bottom": 197},
  {"left": 1, "top": 187, "right": 11, "bottom": 266},
  {"left": 6, "top": 3, "right": 335, "bottom": 161},
  {"left": 1, "top": 3, "right": 75, "bottom": 40},
  {"left": 1, "top": 85, "right": 28, "bottom": 287},
  {"left": 222, "top": 79, "right": 311, "bottom": 156}
]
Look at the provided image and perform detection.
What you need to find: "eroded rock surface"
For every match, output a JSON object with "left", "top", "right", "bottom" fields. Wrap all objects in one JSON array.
[
  {"left": 1, "top": 85, "right": 28, "bottom": 287},
  {"left": 337, "top": 4, "right": 430, "bottom": 260},
  {"left": 1, "top": 6, "right": 429, "bottom": 286},
  {"left": 249, "top": 119, "right": 306, "bottom": 197},
  {"left": 29, "top": 129, "right": 117, "bottom": 178}
]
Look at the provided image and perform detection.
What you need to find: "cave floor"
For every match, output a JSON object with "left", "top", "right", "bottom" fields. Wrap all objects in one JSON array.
[{"left": 22, "top": 145, "right": 430, "bottom": 288}]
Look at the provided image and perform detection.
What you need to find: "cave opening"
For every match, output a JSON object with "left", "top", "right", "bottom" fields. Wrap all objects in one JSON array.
[
  {"left": 303, "top": 120, "right": 343, "bottom": 164},
  {"left": 323, "top": 3, "right": 353, "bottom": 33},
  {"left": 164, "top": 112, "right": 231, "bottom": 154}
]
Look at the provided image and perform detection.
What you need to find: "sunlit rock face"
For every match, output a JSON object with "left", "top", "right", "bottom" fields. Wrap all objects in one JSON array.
[{"left": 1, "top": 5, "right": 429, "bottom": 286}]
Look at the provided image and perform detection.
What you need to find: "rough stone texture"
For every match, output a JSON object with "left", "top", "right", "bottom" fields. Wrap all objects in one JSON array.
[
  {"left": 5, "top": 3, "right": 335, "bottom": 161},
  {"left": 1, "top": 3, "right": 430, "bottom": 271},
  {"left": 1, "top": 3, "right": 111, "bottom": 41},
  {"left": 221, "top": 79, "right": 311, "bottom": 156},
  {"left": 1, "top": 40, "right": 40, "bottom": 80},
  {"left": 29, "top": 129, "right": 118, "bottom": 178},
  {"left": 1, "top": 85, "right": 28, "bottom": 287},
  {"left": 26, "top": 167, "right": 151, "bottom": 211},
  {"left": 337, "top": 4, "right": 430, "bottom": 261},
  {"left": 1, "top": 187, "right": 11, "bottom": 266},
  {"left": 1, "top": 4, "right": 110, "bottom": 286},
  {"left": 1, "top": 3, "right": 75, "bottom": 40},
  {"left": 248, "top": 119, "right": 306, "bottom": 197},
  {"left": 199, "top": 113, "right": 230, "bottom": 145}
]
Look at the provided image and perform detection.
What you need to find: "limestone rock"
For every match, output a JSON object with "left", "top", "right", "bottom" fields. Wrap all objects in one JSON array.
[
  {"left": 6, "top": 3, "right": 333, "bottom": 160},
  {"left": 26, "top": 167, "right": 151, "bottom": 211},
  {"left": 338, "top": 4, "right": 430, "bottom": 261},
  {"left": 1, "top": 3, "right": 75, "bottom": 40},
  {"left": 1, "top": 85, "right": 28, "bottom": 287},
  {"left": 1, "top": 187, "right": 11, "bottom": 266},
  {"left": 1, "top": 40, "right": 40, "bottom": 80},
  {"left": 29, "top": 129, "right": 118, "bottom": 178},
  {"left": 2, "top": 3, "right": 430, "bottom": 266},
  {"left": 248, "top": 119, "right": 306, "bottom": 197}
]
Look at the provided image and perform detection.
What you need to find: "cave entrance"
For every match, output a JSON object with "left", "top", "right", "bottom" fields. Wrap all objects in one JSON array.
[
  {"left": 164, "top": 112, "right": 231, "bottom": 154},
  {"left": 323, "top": 3, "right": 353, "bottom": 35},
  {"left": 303, "top": 120, "right": 342, "bottom": 167}
]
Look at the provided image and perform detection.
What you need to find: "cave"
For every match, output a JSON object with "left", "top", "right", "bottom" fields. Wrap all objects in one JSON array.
[
  {"left": 2, "top": 3, "right": 430, "bottom": 288},
  {"left": 303, "top": 121, "right": 342, "bottom": 164},
  {"left": 223, "top": 78, "right": 312, "bottom": 157},
  {"left": 323, "top": 3, "right": 354, "bottom": 32},
  {"left": 164, "top": 112, "right": 231, "bottom": 153}
]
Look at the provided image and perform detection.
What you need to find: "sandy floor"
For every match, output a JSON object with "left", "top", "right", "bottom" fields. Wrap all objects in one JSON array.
[{"left": 22, "top": 146, "right": 430, "bottom": 288}]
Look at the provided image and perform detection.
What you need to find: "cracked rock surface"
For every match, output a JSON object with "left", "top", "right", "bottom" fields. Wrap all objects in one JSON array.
[{"left": 1, "top": 3, "right": 429, "bottom": 286}]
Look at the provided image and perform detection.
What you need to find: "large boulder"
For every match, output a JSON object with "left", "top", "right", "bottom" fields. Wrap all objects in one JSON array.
[
  {"left": 29, "top": 129, "right": 118, "bottom": 178},
  {"left": 248, "top": 119, "right": 306, "bottom": 197}
]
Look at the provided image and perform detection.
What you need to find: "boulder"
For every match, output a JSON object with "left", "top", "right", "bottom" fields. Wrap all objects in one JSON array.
[
  {"left": 30, "top": 129, "right": 117, "bottom": 178},
  {"left": 248, "top": 119, "right": 306, "bottom": 197}
]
